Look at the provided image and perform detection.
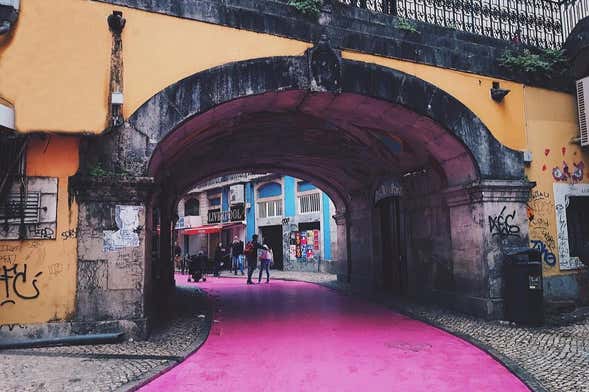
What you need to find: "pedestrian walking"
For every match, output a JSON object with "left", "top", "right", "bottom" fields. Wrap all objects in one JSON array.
[
  {"left": 181, "top": 254, "right": 188, "bottom": 275},
  {"left": 230, "top": 236, "right": 245, "bottom": 275},
  {"left": 174, "top": 242, "right": 182, "bottom": 272},
  {"left": 245, "top": 234, "right": 263, "bottom": 284},
  {"left": 258, "top": 244, "right": 273, "bottom": 283},
  {"left": 214, "top": 242, "right": 225, "bottom": 277}
]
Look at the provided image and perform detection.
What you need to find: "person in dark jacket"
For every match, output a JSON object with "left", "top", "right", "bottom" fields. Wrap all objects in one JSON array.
[
  {"left": 245, "top": 234, "right": 263, "bottom": 284},
  {"left": 188, "top": 251, "right": 207, "bottom": 282},
  {"left": 230, "top": 236, "right": 245, "bottom": 275}
]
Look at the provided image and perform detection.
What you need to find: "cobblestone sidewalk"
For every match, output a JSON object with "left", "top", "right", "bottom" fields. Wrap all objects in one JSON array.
[{"left": 0, "top": 284, "right": 211, "bottom": 392}]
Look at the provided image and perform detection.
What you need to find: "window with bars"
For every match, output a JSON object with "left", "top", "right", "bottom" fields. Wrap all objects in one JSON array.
[
  {"left": 184, "top": 198, "right": 199, "bottom": 216},
  {"left": 298, "top": 192, "right": 321, "bottom": 214},
  {"left": 0, "top": 192, "right": 41, "bottom": 223},
  {"left": 0, "top": 177, "right": 57, "bottom": 240},
  {"left": 258, "top": 200, "right": 283, "bottom": 219}
]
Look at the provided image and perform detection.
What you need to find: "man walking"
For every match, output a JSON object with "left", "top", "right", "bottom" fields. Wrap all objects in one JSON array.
[
  {"left": 230, "top": 236, "right": 244, "bottom": 275},
  {"left": 245, "top": 234, "right": 263, "bottom": 284}
]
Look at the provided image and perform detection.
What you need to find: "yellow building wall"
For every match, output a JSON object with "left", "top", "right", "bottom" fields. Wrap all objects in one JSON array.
[
  {"left": 1, "top": 0, "right": 528, "bottom": 152},
  {"left": 0, "top": 136, "right": 79, "bottom": 325},
  {"left": 524, "top": 87, "right": 588, "bottom": 277}
]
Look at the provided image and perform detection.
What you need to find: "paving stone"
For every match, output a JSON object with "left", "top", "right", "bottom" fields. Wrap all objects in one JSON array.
[{"left": 0, "top": 285, "right": 210, "bottom": 392}]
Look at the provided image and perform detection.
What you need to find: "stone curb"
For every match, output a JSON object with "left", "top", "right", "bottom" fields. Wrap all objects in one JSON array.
[{"left": 118, "top": 288, "right": 214, "bottom": 392}]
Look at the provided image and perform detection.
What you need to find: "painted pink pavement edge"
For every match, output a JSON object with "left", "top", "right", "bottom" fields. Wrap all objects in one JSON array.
[{"left": 140, "top": 275, "right": 529, "bottom": 392}]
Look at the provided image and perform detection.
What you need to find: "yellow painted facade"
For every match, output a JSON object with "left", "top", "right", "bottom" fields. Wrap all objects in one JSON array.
[
  {"left": 0, "top": 136, "right": 79, "bottom": 325},
  {"left": 0, "top": 0, "right": 585, "bottom": 325},
  {"left": 524, "top": 87, "right": 588, "bottom": 277}
]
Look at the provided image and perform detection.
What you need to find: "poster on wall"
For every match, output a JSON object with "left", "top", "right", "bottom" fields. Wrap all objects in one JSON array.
[
  {"left": 305, "top": 245, "right": 314, "bottom": 259},
  {"left": 229, "top": 184, "right": 244, "bottom": 204},
  {"left": 313, "top": 229, "right": 320, "bottom": 250},
  {"left": 307, "top": 230, "right": 314, "bottom": 248},
  {"left": 104, "top": 205, "right": 142, "bottom": 252},
  {"left": 289, "top": 245, "right": 297, "bottom": 261}
]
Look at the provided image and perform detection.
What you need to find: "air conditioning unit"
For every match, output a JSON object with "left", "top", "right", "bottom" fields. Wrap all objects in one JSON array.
[
  {"left": 0, "top": 98, "right": 14, "bottom": 130},
  {"left": 575, "top": 76, "right": 589, "bottom": 147}
]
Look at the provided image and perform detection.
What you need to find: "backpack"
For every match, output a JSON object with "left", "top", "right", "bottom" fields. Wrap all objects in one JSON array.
[{"left": 244, "top": 241, "right": 255, "bottom": 255}]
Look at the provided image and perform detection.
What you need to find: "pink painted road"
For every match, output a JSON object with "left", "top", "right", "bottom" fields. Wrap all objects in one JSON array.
[{"left": 140, "top": 276, "right": 529, "bottom": 392}]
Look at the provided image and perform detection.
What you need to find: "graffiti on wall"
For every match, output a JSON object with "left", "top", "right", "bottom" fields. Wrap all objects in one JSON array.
[
  {"left": 552, "top": 161, "right": 585, "bottom": 182},
  {"left": 488, "top": 206, "right": 520, "bottom": 238},
  {"left": 527, "top": 190, "right": 557, "bottom": 267},
  {"left": 542, "top": 146, "right": 587, "bottom": 183},
  {"left": 0, "top": 264, "right": 42, "bottom": 307},
  {"left": 531, "top": 240, "right": 556, "bottom": 266},
  {"left": 104, "top": 205, "right": 142, "bottom": 252}
]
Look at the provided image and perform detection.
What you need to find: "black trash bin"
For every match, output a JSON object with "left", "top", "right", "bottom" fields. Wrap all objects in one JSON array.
[{"left": 503, "top": 247, "right": 543, "bottom": 325}]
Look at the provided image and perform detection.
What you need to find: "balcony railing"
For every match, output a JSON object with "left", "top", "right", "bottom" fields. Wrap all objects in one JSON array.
[{"left": 337, "top": 0, "right": 589, "bottom": 49}]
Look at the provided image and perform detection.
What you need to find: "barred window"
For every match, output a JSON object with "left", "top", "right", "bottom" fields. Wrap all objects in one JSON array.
[
  {"left": 0, "top": 178, "right": 57, "bottom": 240},
  {"left": 258, "top": 200, "right": 283, "bottom": 218},
  {"left": 0, "top": 192, "right": 41, "bottom": 223},
  {"left": 185, "top": 198, "right": 199, "bottom": 216},
  {"left": 298, "top": 192, "right": 321, "bottom": 214}
]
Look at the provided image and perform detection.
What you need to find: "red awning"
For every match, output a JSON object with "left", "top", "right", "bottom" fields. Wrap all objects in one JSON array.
[
  {"left": 182, "top": 225, "right": 223, "bottom": 235},
  {"left": 181, "top": 222, "right": 245, "bottom": 236}
]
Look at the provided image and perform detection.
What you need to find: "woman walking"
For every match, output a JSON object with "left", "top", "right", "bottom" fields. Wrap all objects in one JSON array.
[{"left": 258, "top": 244, "right": 273, "bottom": 283}]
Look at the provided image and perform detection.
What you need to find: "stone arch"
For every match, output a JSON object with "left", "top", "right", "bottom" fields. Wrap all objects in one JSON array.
[
  {"left": 73, "top": 53, "right": 532, "bottom": 337},
  {"left": 120, "top": 56, "right": 523, "bottom": 184}
]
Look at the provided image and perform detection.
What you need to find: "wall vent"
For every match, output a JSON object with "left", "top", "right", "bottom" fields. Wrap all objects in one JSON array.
[{"left": 576, "top": 76, "right": 589, "bottom": 147}]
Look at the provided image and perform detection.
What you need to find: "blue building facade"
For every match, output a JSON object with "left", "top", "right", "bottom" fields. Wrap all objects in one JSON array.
[{"left": 177, "top": 173, "right": 337, "bottom": 272}]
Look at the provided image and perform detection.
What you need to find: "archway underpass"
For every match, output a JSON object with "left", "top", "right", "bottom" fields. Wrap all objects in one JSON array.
[{"left": 72, "top": 55, "right": 532, "bottom": 340}]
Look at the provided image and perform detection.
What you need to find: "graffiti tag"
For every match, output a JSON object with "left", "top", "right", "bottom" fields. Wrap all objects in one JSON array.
[
  {"left": 0, "top": 323, "right": 25, "bottom": 332},
  {"left": 61, "top": 228, "right": 79, "bottom": 240},
  {"left": 0, "top": 264, "right": 42, "bottom": 306},
  {"left": 0, "top": 254, "right": 16, "bottom": 264},
  {"left": 488, "top": 206, "right": 520, "bottom": 238},
  {"left": 27, "top": 226, "right": 54, "bottom": 239},
  {"left": 48, "top": 263, "right": 64, "bottom": 276},
  {"left": 531, "top": 240, "right": 556, "bottom": 266}
]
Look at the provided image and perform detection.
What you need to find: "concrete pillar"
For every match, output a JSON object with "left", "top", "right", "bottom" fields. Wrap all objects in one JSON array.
[
  {"left": 347, "top": 192, "right": 378, "bottom": 294},
  {"left": 71, "top": 176, "right": 154, "bottom": 339},
  {"left": 444, "top": 180, "right": 532, "bottom": 318},
  {"left": 333, "top": 211, "right": 349, "bottom": 283}
]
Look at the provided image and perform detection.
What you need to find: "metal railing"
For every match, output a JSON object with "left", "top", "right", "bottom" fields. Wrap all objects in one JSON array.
[{"left": 337, "top": 0, "right": 589, "bottom": 49}]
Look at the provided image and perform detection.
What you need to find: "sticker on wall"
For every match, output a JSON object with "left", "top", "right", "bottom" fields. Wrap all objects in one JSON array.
[
  {"left": 313, "top": 229, "right": 320, "bottom": 250},
  {"left": 307, "top": 230, "right": 314, "bottom": 247},
  {"left": 104, "top": 205, "right": 142, "bottom": 252},
  {"left": 552, "top": 161, "right": 585, "bottom": 183},
  {"left": 289, "top": 245, "right": 297, "bottom": 261}
]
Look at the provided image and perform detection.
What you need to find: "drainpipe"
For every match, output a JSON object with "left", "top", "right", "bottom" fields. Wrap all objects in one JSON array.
[{"left": 0, "top": 0, "right": 19, "bottom": 36}]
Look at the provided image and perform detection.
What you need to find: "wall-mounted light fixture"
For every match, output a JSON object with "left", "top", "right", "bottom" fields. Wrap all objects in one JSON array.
[
  {"left": 111, "top": 92, "right": 124, "bottom": 105},
  {"left": 491, "top": 81, "right": 511, "bottom": 102}
]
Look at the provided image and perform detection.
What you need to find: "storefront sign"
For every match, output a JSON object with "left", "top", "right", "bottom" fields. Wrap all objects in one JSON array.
[
  {"left": 208, "top": 208, "right": 221, "bottom": 224},
  {"left": 207, "top": 204, "right": 245, "bottom": 224},
  {"left": 375, "top": 178, "right": 402, "bottom": 204}
]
